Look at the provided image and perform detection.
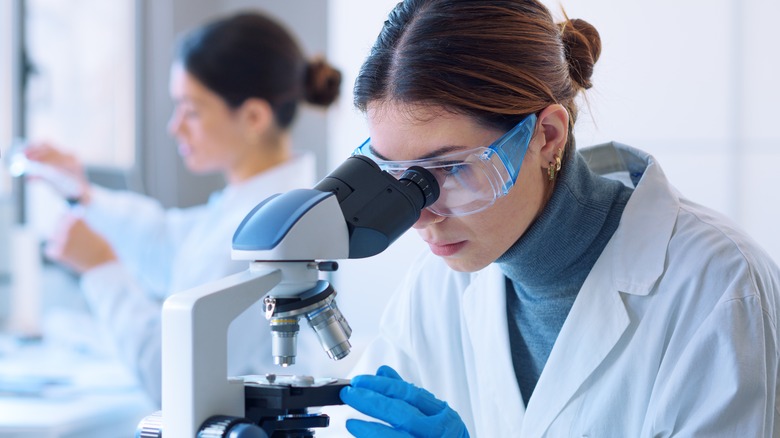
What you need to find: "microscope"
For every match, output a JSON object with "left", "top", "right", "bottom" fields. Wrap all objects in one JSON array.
[{"left": 136, "top": 155, "right": 439, "bottom": 437}]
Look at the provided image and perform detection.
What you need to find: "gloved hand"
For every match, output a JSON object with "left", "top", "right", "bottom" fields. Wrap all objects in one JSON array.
[{"left": 339, "top": 365, "right": 469, "bottom": 438}]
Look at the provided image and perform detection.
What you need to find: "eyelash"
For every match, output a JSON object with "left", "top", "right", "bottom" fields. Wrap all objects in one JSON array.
[
  {"left": 437, "top": 163, "right": 465, "bottom": 175},
  {"left": 383, "top": 162, "right": 467, "bottom": 178}
]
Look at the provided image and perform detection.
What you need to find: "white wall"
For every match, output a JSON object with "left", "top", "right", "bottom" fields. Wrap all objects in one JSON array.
[
  {"left": 552, "top": 0, "right": 780, "bottom": 261},
  {"left": 327, "top": 0, "right": 780, "bottom": 353}
]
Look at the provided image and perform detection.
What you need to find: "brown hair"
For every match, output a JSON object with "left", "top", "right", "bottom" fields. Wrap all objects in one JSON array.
[
  {"left": 354, "top": 0, "right": 600, "bottom": 154},
  {"left": 177, "top": 11, "right": 342, "bottom": 130}
]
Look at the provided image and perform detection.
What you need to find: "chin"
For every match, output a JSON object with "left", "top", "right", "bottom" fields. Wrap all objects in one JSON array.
[
  {"left": 186, "top": 166, "right": 210, "bottom": 175},
  {"left": 182, "top": 159, "right": 212, "bottom": 175},
  {"left": 442, "top": 256, "right": 492, "bottom": 273}
]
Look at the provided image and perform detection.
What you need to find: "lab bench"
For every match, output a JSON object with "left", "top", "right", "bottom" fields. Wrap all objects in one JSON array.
[
  {"left": 0, "top": 263, "right": 155, "bottom": 437},
  {"left": 0, "top": 333, "right": 155, "bottom": 438}
]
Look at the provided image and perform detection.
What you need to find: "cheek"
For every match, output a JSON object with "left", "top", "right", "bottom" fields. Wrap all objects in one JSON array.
[
  {"left": 204, "top": 116, "right": 243, "bottom": 143},
  {"left": 178, "top": 120, "right": 204, "bottom": 143},
  {"left": 189, "top": 119, "right": 229, "bottom": 149},
  {"left": 462, "top": 198, "right": 531, "bottom": 264},
  {"left": 467, "top": 225, "right": 512, "bottom": 266}
]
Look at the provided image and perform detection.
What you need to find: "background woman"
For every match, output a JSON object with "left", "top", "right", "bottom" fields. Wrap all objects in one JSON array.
[{"left": 26, "top": 11, "right": 342, "bottom": 406}]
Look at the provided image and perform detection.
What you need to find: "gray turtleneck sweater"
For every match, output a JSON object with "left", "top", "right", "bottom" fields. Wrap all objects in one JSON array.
[{"left": 496, "top": 149, "right": 634, "bottom": 406}]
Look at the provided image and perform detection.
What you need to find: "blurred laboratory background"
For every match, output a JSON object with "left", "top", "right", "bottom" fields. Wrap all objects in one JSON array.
[{"left": 0, "top": 0, "right": 778, "bottom": 436}]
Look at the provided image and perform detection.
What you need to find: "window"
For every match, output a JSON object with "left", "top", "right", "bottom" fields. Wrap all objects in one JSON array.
[
  {"left": 24, "top": 0, "right": 136, "bottom": 168},
  {"left": 23, "top": 0, "right": 137, "bottom": 235}
]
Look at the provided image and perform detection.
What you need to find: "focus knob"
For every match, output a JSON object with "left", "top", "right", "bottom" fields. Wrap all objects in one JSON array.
[
  {"left": 198, "top": 415, "right": 268, "bottom": 438},
  {"left": 135, "top": 411, "right": 163, "bottom": 438}
]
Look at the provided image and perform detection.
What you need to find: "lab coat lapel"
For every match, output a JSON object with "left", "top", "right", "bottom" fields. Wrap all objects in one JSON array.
[
  {"left": 520, "top": 266, "right": 630, "bottom": 437},
  {"left": 462, "top": 266, "right": 526, "bottom": 435},
  {"left": 520, "top": 143, "right": 676, "bottom": 436}
]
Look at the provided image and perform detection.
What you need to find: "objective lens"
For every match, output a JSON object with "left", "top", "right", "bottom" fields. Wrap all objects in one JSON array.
[
  {"left": 270, "top": 317, "right": 300, "bottom": 366},
  {"left": 305, "top": 298, "right": 352, "bottom": 360}
]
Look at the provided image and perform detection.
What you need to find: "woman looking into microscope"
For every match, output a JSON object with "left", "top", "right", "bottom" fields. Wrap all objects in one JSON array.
[{"left": 333, "top": 0, "right": 780, "bottom": 436}]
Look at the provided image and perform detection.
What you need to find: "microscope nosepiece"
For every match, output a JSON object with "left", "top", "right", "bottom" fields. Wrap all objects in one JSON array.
[{"left": 265, "top": 280, "right": 352, "bottom": 366}]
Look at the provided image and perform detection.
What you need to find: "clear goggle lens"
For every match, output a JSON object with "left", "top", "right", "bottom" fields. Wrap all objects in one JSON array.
[
  {"left": 354, "top": 113, "right": 536, "bottom": 217},
  {"left": 379, "top": 148, "right": 507, "bottom": 216}
]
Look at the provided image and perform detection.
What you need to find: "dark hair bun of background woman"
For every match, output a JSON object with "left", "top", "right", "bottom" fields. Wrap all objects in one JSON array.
[{"left": 305, "top": 58, "right": 342, "bottom": 106}]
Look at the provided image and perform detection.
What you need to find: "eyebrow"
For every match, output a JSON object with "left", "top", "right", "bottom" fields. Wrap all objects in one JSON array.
[
  {"left": 172, "top": 97, "right": 196, "bottom": 107},
  {"left": 369, "top": 143, "right": 468, "bottom": 161},
  {"left": 172, "top": 94, "right": 208, "bottom": 107}
]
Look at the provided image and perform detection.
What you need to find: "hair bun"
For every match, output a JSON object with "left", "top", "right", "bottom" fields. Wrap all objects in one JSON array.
[
  {"left": 304, "top": 58, "right": 342, "bottom": 106},
  {"left": 559, "top": 18, "right": 601, "bottom": 90}
]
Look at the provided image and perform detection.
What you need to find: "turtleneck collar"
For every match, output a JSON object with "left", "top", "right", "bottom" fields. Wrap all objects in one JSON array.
[{"left": 496, "top": 149, "right": 633, "bottom": 294}]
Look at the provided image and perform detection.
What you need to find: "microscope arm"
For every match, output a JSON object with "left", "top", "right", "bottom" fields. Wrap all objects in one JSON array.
[{"left": 161, "top": 266, "right": 282, "bottom": 438}]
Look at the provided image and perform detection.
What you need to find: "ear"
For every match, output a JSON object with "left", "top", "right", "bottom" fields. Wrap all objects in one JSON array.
[
  {"left": 532, "top": 104, "right": 569, "bottom": 169},
  {"left": 238, "top": 97, "right": 274, "bottom": 137}
]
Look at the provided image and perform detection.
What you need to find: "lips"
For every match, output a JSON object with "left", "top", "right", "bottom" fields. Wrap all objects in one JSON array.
[
  {"left": 178, "top": 143, "right": 192, "bottom": 157},
  {"left": 426, "top": 240, "right": 467, "bottom": 257}
]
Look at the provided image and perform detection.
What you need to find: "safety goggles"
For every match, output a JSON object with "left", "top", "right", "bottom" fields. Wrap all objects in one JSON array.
[{"left": 352, "top": 113, "right": 537, "bottom": 217}]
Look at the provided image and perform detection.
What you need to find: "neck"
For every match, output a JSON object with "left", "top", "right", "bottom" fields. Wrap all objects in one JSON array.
[
  {"left": 497, "top": 150, "right": 633, "bottom": 292},
  {"left": 226, "top": 133, "right": 292, "bottom": 185}
]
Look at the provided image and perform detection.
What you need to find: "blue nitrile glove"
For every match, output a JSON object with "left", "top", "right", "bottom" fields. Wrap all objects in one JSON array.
[{"left": 339, "top": 365, "right": 469, "bottom": 438}]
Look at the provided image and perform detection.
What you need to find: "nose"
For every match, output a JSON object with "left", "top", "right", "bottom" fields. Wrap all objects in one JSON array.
[{"left": 413, "top": 208, "right": 445, "bottom": 229}]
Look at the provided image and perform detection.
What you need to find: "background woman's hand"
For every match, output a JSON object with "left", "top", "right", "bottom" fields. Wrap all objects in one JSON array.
[
  {"left": 45, "top": 214, "right": 117, "bottom": 273},
  {"left": 23, "top": 142, "right": 92, "bottom": 203}
]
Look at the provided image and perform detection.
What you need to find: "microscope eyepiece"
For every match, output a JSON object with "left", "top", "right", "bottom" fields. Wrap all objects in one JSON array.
[
  {"left": 398, "top": 166, "right": 439, "bottom": 210},
  {"left": 314, "top": 155, "right": 441, "bottom": 259}
]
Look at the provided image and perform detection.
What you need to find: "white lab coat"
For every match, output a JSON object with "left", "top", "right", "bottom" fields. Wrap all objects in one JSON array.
[
  {"left": 76, "top": 153, "right": 328, "bottom": 405},
  {"left": 334, "top": 143, "right": 780, "bottom": 437}
]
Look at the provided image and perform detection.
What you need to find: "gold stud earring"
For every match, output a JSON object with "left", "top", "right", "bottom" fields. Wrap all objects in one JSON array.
[{"left": 548, "top": 149, "right": 562, "bottom": 181}]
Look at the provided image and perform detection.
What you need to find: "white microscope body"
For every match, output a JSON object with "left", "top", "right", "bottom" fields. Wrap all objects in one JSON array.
[{"left": 141, "top": 156, "right": 439, "bottom": 438}]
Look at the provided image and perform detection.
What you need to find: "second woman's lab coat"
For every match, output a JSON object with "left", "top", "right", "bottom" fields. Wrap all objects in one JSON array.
[
  {"left": 76, "top": 153, "right": 326, "bottom": 405},
  {"left": 345, "top": 143, "right": 780, "bottom": 437}
]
